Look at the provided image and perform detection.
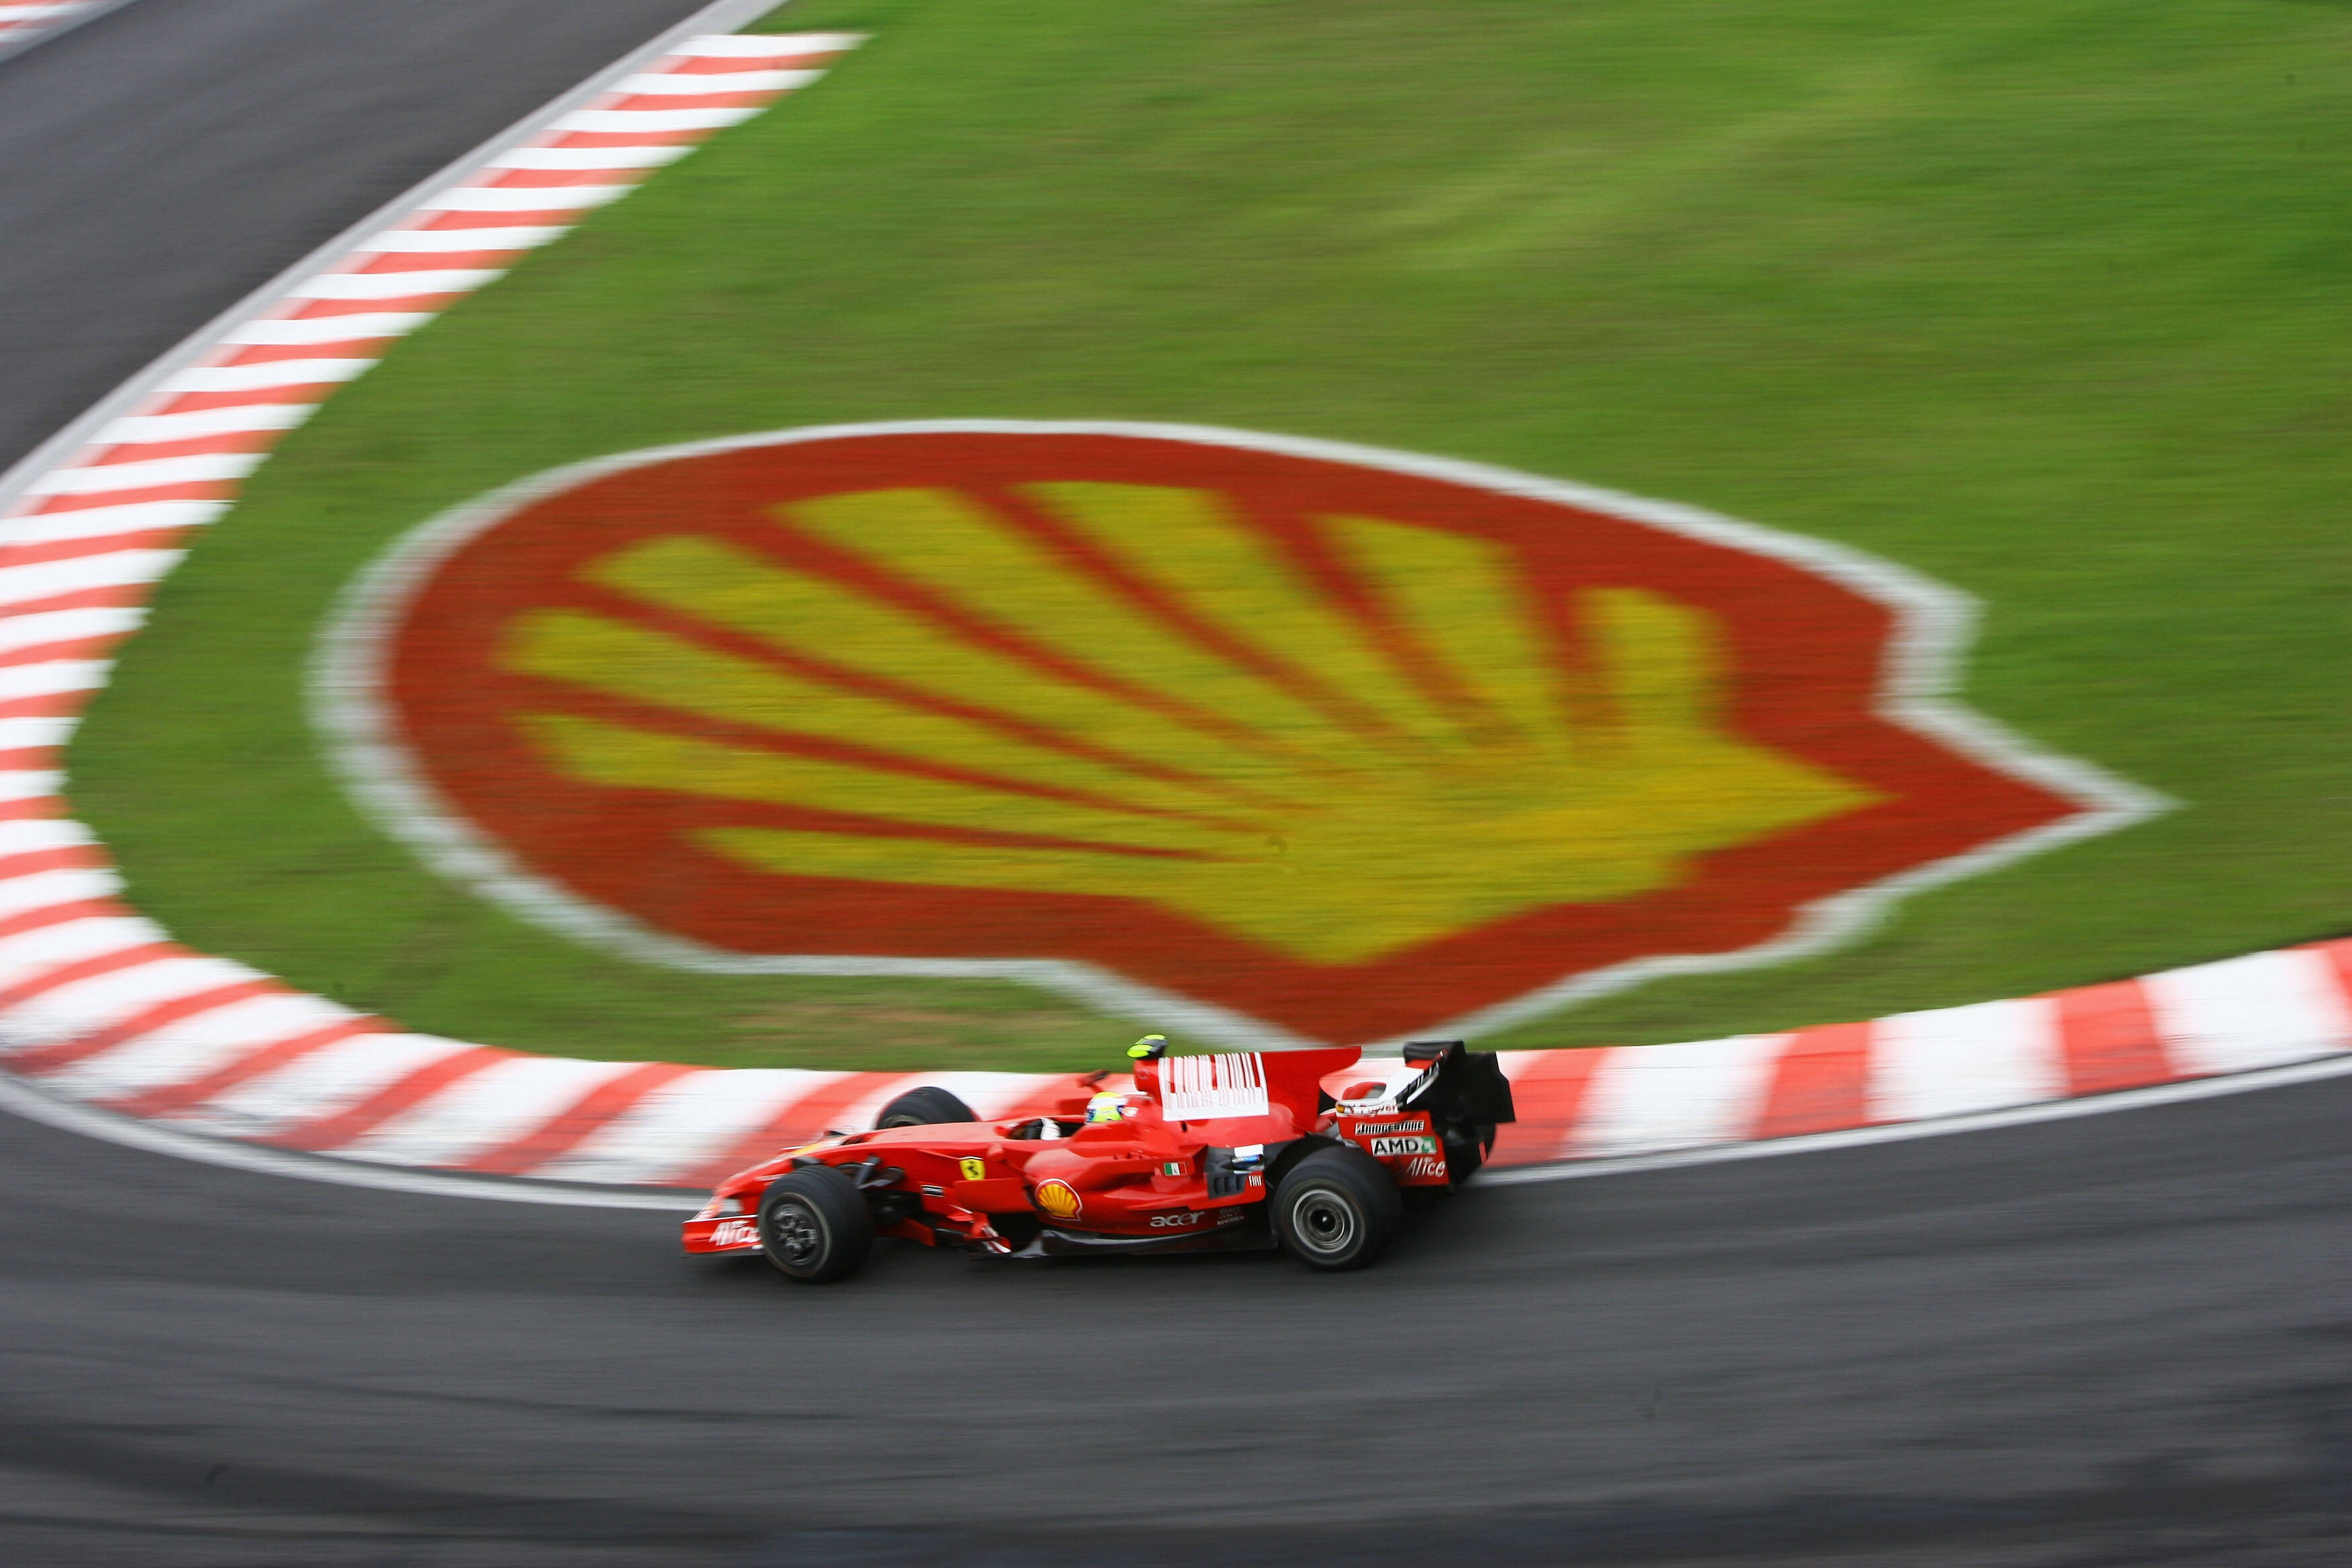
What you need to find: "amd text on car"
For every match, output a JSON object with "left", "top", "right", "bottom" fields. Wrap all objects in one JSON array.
[{"left": 682, "top": 1040, "right": 1516, "bottom": 1279}]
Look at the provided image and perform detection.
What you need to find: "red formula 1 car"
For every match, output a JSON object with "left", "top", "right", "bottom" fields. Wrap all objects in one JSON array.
[{"left": 683, "top": 1040, "right": 1516, "bottom": 1279}]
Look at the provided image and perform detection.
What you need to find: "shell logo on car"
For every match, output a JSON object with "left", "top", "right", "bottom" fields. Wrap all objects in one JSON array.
[
  {"left": 1032, "top": 1179, "right": 1084, "bottom": 1220},
  {"left": 322, "top": 422, "right": 2142, "bottom": 1046}
]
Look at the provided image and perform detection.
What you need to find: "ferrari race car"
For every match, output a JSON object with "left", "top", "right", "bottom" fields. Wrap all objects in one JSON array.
[{"left": 683, "top": 1040, "right": 1515, "bottom": 1279}]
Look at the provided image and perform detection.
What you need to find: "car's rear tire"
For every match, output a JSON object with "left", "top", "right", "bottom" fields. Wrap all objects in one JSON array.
[
  {"left": 1272, "top": 1145, "right": 1401, "bottom": 1271},
  {"left": 874, "top": 1086, "right": 976, "bottom": 1129},
  {"left": 758, "top": 1165, "right": 873, "bottom": 1283}
]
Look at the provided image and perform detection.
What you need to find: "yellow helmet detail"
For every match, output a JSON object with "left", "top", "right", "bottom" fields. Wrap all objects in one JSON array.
[{"left": 1128, "top": 1034, "right": 1168, "bottom": 1060}]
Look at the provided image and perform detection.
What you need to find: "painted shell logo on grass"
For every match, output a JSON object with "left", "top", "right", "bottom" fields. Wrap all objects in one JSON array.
[{"left": 322, "top": 422, "right": 2153, "bottom": 1046}]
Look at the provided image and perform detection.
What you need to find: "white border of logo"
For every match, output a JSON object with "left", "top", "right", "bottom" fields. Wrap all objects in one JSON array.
[{"left": 310, "top": 419, "right": 2171, "bottom": 1050}]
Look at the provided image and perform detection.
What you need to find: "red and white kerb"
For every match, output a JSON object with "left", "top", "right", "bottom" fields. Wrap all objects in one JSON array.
[{"left": 0, "top": 1, "right": 113, "bottom": 57}]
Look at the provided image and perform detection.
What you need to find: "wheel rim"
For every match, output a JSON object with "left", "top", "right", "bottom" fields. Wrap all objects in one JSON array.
[
  {"left": 1289, "top": 1187, "right": 1359, "bottom": 1257},
  {"left": 767, "top": 1199, "right": 824, "bottom": 1267}
]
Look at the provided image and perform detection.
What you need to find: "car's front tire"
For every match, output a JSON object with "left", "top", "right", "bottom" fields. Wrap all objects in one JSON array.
[
  {"left": 1272, "top": 1145, "right": 1402, "bottom": 1271},
  {"left": 874, "top": 1086, "right": 976, "bottom": 1129},
  {"left": 758, "top": 1165, "right": 874, "bottom": 1283}
]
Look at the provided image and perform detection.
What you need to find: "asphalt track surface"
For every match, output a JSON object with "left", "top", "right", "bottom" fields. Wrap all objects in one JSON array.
[
  {"left": 0, "top": 5, "right": 2347, "bottom": 1565},
  {"left": 0, "top": 0, "right": 716, "bottom": 473}
]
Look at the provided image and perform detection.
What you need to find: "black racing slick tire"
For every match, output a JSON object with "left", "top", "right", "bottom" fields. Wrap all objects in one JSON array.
[
  {"left": 757, "top": 1166, "right": 874, "bottom": 1284},
  {"left": 874, "top": 1086, "right": 976, "bottom": 1129},
  {"left": 1271, "top": 1145, "right": 1402, "bottom": 1271}
]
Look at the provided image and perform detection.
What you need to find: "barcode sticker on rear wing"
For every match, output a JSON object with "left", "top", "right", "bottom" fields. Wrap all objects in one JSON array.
[{"left": 1161, "top": 1052, "right": 1269, "bottom": 1119}]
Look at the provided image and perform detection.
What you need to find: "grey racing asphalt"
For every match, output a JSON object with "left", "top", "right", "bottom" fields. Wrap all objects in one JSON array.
[{"left": 1, "top": 4, "right": 2347, "bottom": 1565}]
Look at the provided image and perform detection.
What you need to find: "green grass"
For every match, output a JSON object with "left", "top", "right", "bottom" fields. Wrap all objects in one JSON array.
[{"left": 68, "top": 0, "right": 2352, "bottom": 1069}]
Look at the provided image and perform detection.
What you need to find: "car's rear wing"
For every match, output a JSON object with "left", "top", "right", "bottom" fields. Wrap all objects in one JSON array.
[{"left": 1395, "top": 1040, "right": 1517, "bottom": 1128}]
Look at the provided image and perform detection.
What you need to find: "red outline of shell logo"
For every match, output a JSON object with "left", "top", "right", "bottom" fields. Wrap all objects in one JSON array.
[
  {"left": 319, "top": 422, "right": 2157, "bottom": 1046},
  {"left": 1032, "top": 1179, "right": 1083, "bottom": 1220}
]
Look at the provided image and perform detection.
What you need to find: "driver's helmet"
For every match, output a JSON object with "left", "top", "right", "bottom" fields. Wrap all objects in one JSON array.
[{"left": 1085, "top": 1034, "right": 1167, "bottom": 1123}]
